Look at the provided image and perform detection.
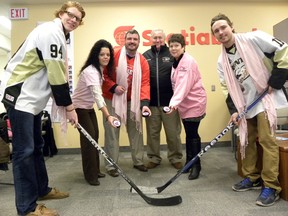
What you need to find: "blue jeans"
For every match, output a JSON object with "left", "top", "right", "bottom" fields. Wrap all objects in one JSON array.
[{"left": 7, "top": 107, "right": 51, "bottom": 215}]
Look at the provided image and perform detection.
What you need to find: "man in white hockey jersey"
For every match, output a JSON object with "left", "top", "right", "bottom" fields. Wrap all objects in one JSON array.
[
  {"left": 0, "top": 1, "right": 85, "bottom": 215},
  {"left": 211, "top": 13, "right": 288, "bottom": 207}
]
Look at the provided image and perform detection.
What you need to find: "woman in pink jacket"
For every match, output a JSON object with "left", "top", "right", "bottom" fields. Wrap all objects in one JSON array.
[{"left": 167, "top": 34, "right": 207, "bottom": 180}]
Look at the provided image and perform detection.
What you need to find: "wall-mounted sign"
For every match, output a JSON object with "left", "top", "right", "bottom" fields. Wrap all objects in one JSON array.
[{"left": 9, "top": 8, "right": 29, "bottom": 20}]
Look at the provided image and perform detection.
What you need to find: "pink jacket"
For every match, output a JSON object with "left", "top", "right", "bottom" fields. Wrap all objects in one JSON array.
[{"left": 169, "top": 52, "right": 207, "bottom": 119}]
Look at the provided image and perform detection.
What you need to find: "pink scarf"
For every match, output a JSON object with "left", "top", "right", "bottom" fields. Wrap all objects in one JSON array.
[
  {"left": 112, "top": 47, "right": 142, "bottom": 132},
  {"left": 51, "top": 43, "right": 68, "bottom": 134},
  {"left": 51, "top": 100, "right": 67, "bottom": 133},
  {"left": 221, "top": 33, "right": 277, "bottom": 159}
]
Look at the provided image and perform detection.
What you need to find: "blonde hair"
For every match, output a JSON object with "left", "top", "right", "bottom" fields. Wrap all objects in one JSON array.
[{"left": 54, "top": 1, "right": 85, "bottom": 25}]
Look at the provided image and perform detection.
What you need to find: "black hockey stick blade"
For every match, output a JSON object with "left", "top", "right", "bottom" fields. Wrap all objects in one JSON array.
[
  {"left": 131, "top": 88, "right": 269, "bottom": 194},
  {"left": 76, "top": 123, "right": 182, "bottom": 206}
]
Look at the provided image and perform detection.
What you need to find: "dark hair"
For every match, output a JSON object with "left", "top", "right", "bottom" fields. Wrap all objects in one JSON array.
[
  {"left": 168, "top": 34, "right": 186, "bottom": 47},
  {"left": 55, "top": 1, "right": 86, "bottom": 25},
  {"left": 210, "top": 13, "right": 235, "bottom": 33},
  {"left": 79, "top": 39, "right": 114, "bottom": 76},
  {"left": 125, "top": 29, "right": 140, "bottom": 40}
]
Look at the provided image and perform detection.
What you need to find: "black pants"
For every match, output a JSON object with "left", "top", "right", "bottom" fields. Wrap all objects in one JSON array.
[
  {"left": 182, "top": 120, "right": 201, "bottom": 166},
  {"left": 76, "top": 108, "right": 100, "bottom": 184}
]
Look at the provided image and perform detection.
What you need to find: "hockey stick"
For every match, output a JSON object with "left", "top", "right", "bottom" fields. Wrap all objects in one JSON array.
[
  {"left": 131, "top": 88, "right": 269, "bottom": 194},
  {"left": 76, "top": 123, "right": 182, "bottom": 206}
]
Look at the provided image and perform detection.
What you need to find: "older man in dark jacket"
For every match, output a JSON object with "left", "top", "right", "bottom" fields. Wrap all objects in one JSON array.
[{"left": 143, "top": 29, "right": 183, "bottom": 170}]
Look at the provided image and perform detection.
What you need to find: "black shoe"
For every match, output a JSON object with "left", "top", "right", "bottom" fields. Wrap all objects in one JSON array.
[
  {"left": 88, "top": 180, "right": 100, "bottom": 186},
  {"left": 98, "top": 172, "right": 106, "bottom": 178},
  {"left": 133, "top": 165, "right": 148, "bottom": 172},
  {"left": 188, "top": 165, "right": 201, "bottom": 180}
]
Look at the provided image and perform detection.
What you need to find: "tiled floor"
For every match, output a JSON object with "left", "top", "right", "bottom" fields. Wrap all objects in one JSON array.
[{"left": 0, "top": 146, "right": 287, "bottom": 216}]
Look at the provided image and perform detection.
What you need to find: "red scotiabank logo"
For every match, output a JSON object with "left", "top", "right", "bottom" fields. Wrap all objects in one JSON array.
[
  {"left": 114, "top": 26, "right": 135, "bottom": 49},
  {"left": 113, "top": 25, "right": 223, "bottom": 48}
]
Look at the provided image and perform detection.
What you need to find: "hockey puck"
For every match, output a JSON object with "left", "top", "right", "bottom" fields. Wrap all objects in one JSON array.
[
  {"left": 113, "top": 120, "right": 121, "bottom": 128},
  {"left": 142, "top": 111, "right": 150, "bottom": 117},
  {"left": 163, "top": 106, "right": 171, "bottom": 113}
]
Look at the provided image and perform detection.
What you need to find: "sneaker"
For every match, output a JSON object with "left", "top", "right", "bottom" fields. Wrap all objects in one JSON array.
[
  {"left": 232, "top": 178, "right": 261, "bottom": 191},
  {"left": 256, "top": 187, "right": 279, "bottom": 207},
  {"left": 25, "top": 204, "right": 59, "bottom": 216},
  {"left": 38, "top": 188, "right": 69, "bottom": 200}
]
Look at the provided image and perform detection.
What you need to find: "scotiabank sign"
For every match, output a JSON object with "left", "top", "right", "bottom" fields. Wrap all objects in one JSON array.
[{"left": 113, "top": 25, "right": 221, "bottom": 47}]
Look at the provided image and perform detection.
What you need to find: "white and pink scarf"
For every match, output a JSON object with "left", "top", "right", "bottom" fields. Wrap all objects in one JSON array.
[
  {"left": 51, "top": 42, "right": 69, "bottom": 135},
  {"left": 221, "top": 33, "right": 277, "bottom": 159},
  {"left": 112, "top": 47, "right": 142, "bottom": 132}
]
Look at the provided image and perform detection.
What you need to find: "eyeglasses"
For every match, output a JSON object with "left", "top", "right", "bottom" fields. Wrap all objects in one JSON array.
[{"left": 64, "top": 11, "right": 82, "bottom": 23}]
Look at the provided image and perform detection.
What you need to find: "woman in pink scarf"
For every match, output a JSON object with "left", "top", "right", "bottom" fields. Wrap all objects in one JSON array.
[{"left": 211, "top": 13, "right": 288, "bottom": 207}]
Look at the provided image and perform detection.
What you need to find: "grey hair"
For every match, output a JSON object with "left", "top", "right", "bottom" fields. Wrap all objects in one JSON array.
[{"left": 151, "top": 29, "right": 166, "bottom": 40}]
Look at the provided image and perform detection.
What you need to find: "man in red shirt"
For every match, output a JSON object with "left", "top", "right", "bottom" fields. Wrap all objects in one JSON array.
[{"left": 102, "top": 29, "right": 151, "bottom": 176}]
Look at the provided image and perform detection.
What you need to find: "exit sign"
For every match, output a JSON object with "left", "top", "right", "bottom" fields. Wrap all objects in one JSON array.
[{"left": 10, "top": 8, "right": 29, "bottom": 20}]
